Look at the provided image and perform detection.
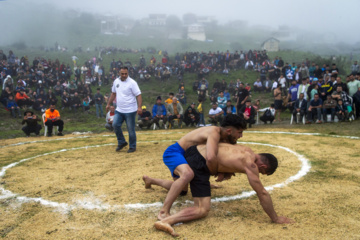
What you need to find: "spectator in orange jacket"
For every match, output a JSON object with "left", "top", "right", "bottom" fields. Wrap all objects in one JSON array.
[
  {"left": 44, "top": 104, "right": 64, "bottom": 137},
  {"left": 15, "top": 88, "right": 32, "bottom": 108}
]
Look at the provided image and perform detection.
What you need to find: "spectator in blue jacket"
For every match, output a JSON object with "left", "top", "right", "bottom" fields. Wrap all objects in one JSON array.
[
  {"left": 222, "top": 100, "right": 236, "bottom": 116},
  {"left": 152, "top": 96, "right": 167, "bottom": 128},
  {"left": 7, "top": 95, "right": 21, "bottom": 118}
]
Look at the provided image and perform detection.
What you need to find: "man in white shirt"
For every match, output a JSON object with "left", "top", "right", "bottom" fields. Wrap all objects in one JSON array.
[
  {"left": 106, "top": 67, "right": 142, "bottom": 153},
  {"left": 208, "top": 102, "right": 224, "bottom": 125}
]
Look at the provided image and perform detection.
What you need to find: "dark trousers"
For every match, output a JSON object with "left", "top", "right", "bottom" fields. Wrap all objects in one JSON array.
[
  {"left": 323, "top": 108, "right": 335, "bottom": 122},
  {"left": 168, "top": 115, "right": 183, "bottom": 126},
  {"left": 22, "top": 125, "right": 42, "bottom": 136},
  {"left": 292, "top": 109, "right": 306, "bottom": 123},
  {"left": 45, "top": 120, "right": 64, "bottom": 134}
]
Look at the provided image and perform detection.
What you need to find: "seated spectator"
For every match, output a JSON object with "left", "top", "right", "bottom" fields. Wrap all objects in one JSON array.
[
  {"left": 209, "top": 88, "right": 218, "bottom": 103},
  {"left": 33, "top": 96, "right": 46, "bottom": 112},
  {"left": 105, "top": 106, "right": 115, "bottom": 131},
  {"left": 184, "top": 103, "right": 199, "bottom": 127},
  {"left": 71, "top": 92, "right": 82, "bottom": 112},
  {"left": 61, "top": 91, "right": 71, "bottom": 109},
  {"left": 259, "top": 104, "right": 275, "bottom": 124},
  {"left": 15, "top": 88, "right": 32, "bottom": 108},
  {"left": 53, "top": 81, "right": 64, "bottom": 97},
  {"left": 253, "top": 79, "right": 263, "bottom": 92},
  {"left": 217, "top": 91, "right": 227, "bottom": 109},
  {"left": 192, "top": 80, "right": 199, "bottom": 92},
  {"left": 222, "top": 100, "right": 236, "bottom": 116},
  {"left": 178, "top": 86, "right": 186, "bottom": 105},
  {"left": 264, "top": 78, "right": 272, "bottom": 92},
  {"left": 164, "top": 92, "right": 175, "bottom": 105},
  {"left": 239, "top": 99, "right": 256, "bottom": 128},
  {"left": 83, "top": 97, "right": 90, "bottom": 112},
  {"left": 208, "top": 102, "right": 224, "bottom": 126},
  {"left": 7, "top": 95, "right": 21, "bottom": 118},
  {"left": 0, "top": 87, "right": 12, "bottom": 107},
  {"left": 222, "top": 67, "right": 229, "bottom": 76},
  {"left": 167, "top": 97, "right": 184, "bottom": 128},
  {"left": 322, "top": 95, "right": 336, "bottom": 122},
  {"left": 307, "top": 93, "right": 323, "bottom": 124},
  {"left": 332, "top": 85, "right": 354, "bottom": 120},
  {"left": 335, "top": 99, "right": 347, "bottom": 121},
  {"left": 44, "top": 104, "right": 64, "bottom": 137},
  {"left": 22, "top": 110, "right": 42, "bottom": 137},
  {"left": 198, "top": 90, "right": 206, "bottom": 102},
  {"left": 137, "top": 105, "right": 153, "bottom": 129},
  {"left": 292, "top": 93, "right": 307, "bottom": 124},
  {"left": 224, "top": 89, "right": 231, "bottom": 101},
  {"left": 152, "top": 96, "right": 167, "bottom": 128}
]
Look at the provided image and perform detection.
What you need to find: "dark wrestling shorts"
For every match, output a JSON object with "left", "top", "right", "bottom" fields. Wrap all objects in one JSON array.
[
  {"left": 274, "top": 99, "right": 283, "bottom": 110},
  {"left": 184, "top": 145, "right": 211, "bottom": 198}
]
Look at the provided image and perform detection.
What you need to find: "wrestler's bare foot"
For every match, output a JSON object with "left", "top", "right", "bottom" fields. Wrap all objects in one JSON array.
[
  {"left": 210, "top": 183, "right": 222, "bottom": 189},
  {"left": 154, "top": 221, "right": 179, "bottom": 237},
  {"left": 142, "top": 175, "right": 152, "bottom": 189},
  {"left": 157, "top": 211, "right": 171, "bottom": 221}
]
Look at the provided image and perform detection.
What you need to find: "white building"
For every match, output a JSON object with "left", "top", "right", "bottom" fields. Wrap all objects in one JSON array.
[{"left": 187, "top": 24, "right": 206, "bottom": 41}]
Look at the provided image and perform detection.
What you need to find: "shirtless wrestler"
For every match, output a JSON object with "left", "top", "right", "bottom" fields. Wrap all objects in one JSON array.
[
  {"left": 154, "top": 143, "right": 294, "bottom": 237},
  {"left": 143, "top": 114, "right": 247, "bottom": 220}
]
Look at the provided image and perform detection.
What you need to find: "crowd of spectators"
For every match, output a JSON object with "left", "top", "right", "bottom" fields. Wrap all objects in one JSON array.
[{"left": 1, "top": 48, "right": 360, "bottom": 136}]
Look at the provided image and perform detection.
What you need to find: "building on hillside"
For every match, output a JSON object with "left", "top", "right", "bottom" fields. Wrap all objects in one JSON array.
[
  {"left": 187, "top": 24, "right": 206, "bottom": 41},
  {"left": 148, "top": 14, "right": 167, "bottom": 26},
  {"left": 261, "top": 37, "right": 280, "bottom": 52}
]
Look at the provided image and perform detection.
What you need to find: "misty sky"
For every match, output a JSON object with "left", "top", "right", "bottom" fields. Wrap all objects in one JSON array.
[{"left": 1, "top": 0, "right": 359, "bottom": 43}]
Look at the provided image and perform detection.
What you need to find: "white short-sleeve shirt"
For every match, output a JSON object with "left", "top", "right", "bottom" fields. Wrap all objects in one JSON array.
[
  {"left": 112, "top": 77, "right": 141, "bottom": 113},
  {"left": 209, "top": 107, "right": 223, "bottom": 115}
]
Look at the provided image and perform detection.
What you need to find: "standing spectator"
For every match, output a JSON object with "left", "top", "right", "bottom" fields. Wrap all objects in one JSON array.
[
  {"left": 347, "top": 74, "right": 360, "bottom": 98},
  {"left": 239, "top": 100, "right": 256, "bottom": 128},
  {"left": 165, "top": 92, "right": 175, "bottom": 105},
  {"left": 353, "top": 87, "right": 360, "bottom": 119},
  {"left": 106, "top": 67, "right": 142, "bottom": 153},
  {"left": 137, "top": 106, "right": 153, "bottom": 129},
  {"left": 94, "top": 88, "right": 104, "bottom": 118},
  {"left": 167, "top": 97, "right": 184, "bottom": 128},
  {"left": 292, "top": 93, "right": 307, "bottom": 124},
  {"left": 287, "top": 79, "right": 299, "bottom": 112},
  {"left": 322, "top": 95, "right": 337, "bottom": 122},
  {"left": 105, "top": 106, "right": 115, "bottom": 131},
  {"left": 264, "top": 78, "right": 272, "bottom": 92},
  {"left": 21, "top": 110, "right": 42, "bottom": 137},
  {"left": 307, "top": 93, "right": 323, "bottom": 124},
  {"left": 197, "top": 98, "right": 205, "bottom": 126},
  {"left": 0, "top": 87, "right": 12, "bottom": 107},
  {"left": 351, "top": 61, "right": 359, "bottom": 75},
  {"left": 236, "top": 83, "right": 249, "bottom": 114},
  {"left": 6, "top": 95, "right": 21, "bottom": 118},
  {"left": 299, "top": 63, "right": 309, "bottom": 79},
  {"left": 152, "top": 96, "right": 167, "bottom": 128},
  {"left": 330, "top": 64, "right": 339, "bottom": 79},
  {"left": 333, "top": 77, "right": 348, "bottom": 94},
  {"left": 44, "top": 104, "right": 64, "bottom": 136},
  {"left": 208, "top": 102, "right": 224, "bottom": 126},
  {"left": 273, "top": 84, "right": 283, "bottom": 122},
  {"left": 217, "top": 91, "right": 227, "bottom": 109}
]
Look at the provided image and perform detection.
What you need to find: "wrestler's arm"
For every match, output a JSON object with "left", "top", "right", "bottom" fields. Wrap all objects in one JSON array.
[
  {"left": 246, "top": 166, "right": 294, "bottom": 224},
  {"left": 205, "top": 128, "right": 221, "bottom": 175}
]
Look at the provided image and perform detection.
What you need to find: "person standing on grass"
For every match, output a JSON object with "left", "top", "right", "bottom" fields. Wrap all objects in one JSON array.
[
  {"left": 273, "top": 84, "right": 283, "bottom": 122},
  {"left": 94, "top": 88, "right": 104, "bottom": 118},
  {"left": 106, "top": 67, "right": 142, "bottom": 153}
]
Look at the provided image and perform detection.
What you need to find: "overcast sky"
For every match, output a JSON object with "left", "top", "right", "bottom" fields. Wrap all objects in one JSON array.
[{"left": 1, "top": 0, "right": 359, "bottom": 44}]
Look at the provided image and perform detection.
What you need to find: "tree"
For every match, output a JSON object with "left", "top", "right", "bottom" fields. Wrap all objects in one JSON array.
[
  {"left": 166, "top": 15, "right": 182, "bottom": 30},
  {"left": 182, "top": 13, "right": 197, "bottom": 25}
]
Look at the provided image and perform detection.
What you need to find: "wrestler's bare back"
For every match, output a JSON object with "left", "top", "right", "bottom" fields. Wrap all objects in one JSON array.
[
  {"left": 177, "top": 126, "right": 222, "bottom": 150},
  {"left": 196, "top": 143, "right": 257, "bottom": 174}
]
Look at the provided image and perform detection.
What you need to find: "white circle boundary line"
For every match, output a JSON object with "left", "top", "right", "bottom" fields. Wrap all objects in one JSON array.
[{"left": 0, "top": 140, "right": 311, "bottom": 212}]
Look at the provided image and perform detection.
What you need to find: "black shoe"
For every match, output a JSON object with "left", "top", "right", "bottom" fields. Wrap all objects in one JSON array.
[
  {"left": 47, "top": 133, "right": 52, "bottom": 137},
  {"left": 116, "top": 142, "right": 128, "bottom": 152},
  {"left": 127, "top": 148, "right": 136, "bottom": 153},
  {"left": 57, "top": 132, "right": 64, "bottom": 136}
]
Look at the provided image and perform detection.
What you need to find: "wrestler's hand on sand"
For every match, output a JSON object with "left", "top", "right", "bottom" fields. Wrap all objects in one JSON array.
[
  {"left": 215, "top": 173, "right": 225, "bottom": 182},
  {"left": 273, "top": 216, "right": 295, "bottom": 224}
]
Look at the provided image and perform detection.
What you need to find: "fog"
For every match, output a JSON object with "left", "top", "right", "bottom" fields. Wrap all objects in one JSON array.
[{"left": 1, "top": 0, "right": 359, "bottom": 52}]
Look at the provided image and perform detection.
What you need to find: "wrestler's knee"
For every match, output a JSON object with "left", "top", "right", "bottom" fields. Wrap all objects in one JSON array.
[{"left": 198, "top": 206, "right": 210, "bottom": 218}]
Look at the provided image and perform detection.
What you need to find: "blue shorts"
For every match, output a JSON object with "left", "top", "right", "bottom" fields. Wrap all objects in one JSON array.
[{"left": 163, "top": 142, "right": 186, "bottom": 178}]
